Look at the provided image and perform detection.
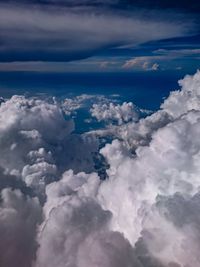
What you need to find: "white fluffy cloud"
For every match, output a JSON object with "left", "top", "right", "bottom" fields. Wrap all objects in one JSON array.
[
  {"left": 161, "top": 70, "right": 200, "bottom": 117},
  {"left": 97, "top": 70, "right": 200, "bottom": 266},
  {"left": 122, "top": 49, "right": 200, "bottom": 72},
  {"left": 62, "top": 94, "right": 109, "bottom": 115},
  {"left": 91, "top": 102, "right": 139, "bottom": 125},
  {"left": 0, "top": 95, "right": 98, "bottom": 200},
  {"left": 1, "top": 71, "right": 200, "bottom": 267},
  {"left": 35, "top": 170, "right": 143, "bottom": 267},
  {"left": 0, "top": 188, "right": 42, "bottom": 267},
  {"left": 122, "top": 57, "right": 160, "bottom": 71}
]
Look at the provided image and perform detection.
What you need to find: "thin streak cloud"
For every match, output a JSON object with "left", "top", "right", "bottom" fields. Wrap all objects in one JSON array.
[{"left": 0, "top": 4, "right": 194, "bottom": 62}]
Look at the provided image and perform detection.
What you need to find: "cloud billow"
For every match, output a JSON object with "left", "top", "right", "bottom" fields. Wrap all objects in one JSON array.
[{"left": 0, "top": 71, "right": 200, "bottom": 266}]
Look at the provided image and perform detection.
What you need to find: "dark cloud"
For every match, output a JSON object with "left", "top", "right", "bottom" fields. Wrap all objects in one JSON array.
[
  {"left": 0, "top": 0, "right": 198, "bottom": 71},
  {"left": 120, "top": 0, "right": 200, "bottom": 13},
  {"left": 0, "top": 3, "right": 194, "bottom": 63},
  {"left": 2, "top": 0, "right": 200, "bottom": 13}
]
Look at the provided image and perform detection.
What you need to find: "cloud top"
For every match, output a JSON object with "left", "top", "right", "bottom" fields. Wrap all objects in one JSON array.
[{"left": 0, "top": 71, "right": 200, "bottom": 266}]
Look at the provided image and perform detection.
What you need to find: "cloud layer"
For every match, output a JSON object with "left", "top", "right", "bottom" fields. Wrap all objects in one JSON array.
[
  {"left": 0, "top": 71, "right": 200, "bottom": 266},
  {"left": 0, "top": 3, "right": 192, "bottom": 63}
]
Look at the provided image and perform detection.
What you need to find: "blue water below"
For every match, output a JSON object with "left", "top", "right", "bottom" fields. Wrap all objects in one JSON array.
[{"left": 0, "top": 71, "right": 185, "bottom": 133}]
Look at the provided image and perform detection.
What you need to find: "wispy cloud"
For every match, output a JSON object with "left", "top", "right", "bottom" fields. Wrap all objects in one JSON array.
[
  {"left": 122, "top": 48, "right": 200, "bottom": 71},
  {"left": 0, "top": 3, "right": 193, "bottom": 63},
  {"left": 0, "top": 46, "right": 199, "bottom": 72},
  {"left": 122, "top": 56, "right": 161, "bottom": 71},
  {"left": 153, "top": 48, "right": 200, "bottom": 57}
]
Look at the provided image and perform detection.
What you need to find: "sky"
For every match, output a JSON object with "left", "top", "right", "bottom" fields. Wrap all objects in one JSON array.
[
  {"left": 0, "top": 0, "right": 199, "bottom": 73},
  {"left": 1, "top": 2, "right": 200, "bottom": 267}
]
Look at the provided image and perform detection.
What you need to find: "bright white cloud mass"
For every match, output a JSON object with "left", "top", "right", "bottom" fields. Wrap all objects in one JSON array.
[
  {"left": 0, "top": 70, "right": 200, "bottom": 267},
  {"left": 90, "top": 102, "right": 139, "bottom": 125}
]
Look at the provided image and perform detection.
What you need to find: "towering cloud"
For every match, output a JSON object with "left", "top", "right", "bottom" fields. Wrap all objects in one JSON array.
[
  {"left": 0, "top": 95, "right": 98, "bottom": 200},
  {"left": 0, "top": 71, "right": 200, "bottom": 266},
  {"left": 0, "top": 188, "right": 42, "bottom": 267},
  {"left": 34, "top": 170, "right": 142, "bottom": 267},
  {"left": 98, "top": 70, "right": 200, "bottom": 266}
]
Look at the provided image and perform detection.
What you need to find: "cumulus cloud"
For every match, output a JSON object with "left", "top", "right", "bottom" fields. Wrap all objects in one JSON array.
[
  {"left": 90, "top": 102, "right": 139, "bottom": 125},
  {"left": 1, "top": 70, "right": 200, "bottom": 267},
  {"left": 97, "top": 70, "right": 200, "bottom": 266},
  {"left": 0, "top": 95, "right": 98, "bottom": 200},
  {"left": 35, "top": 169, "right": 144, "bottom": 267},
  {"left": 122, "top": 56, "right": 161, "bottom": 71},
  {"left": 122, "top": 49, "right": 200, "bottom": 71},
  {"left": 151, "top": 63, "right": 159, "bottom": 70},
  {"left": 61, "top": 94, "right": 108, "bottom": 115},
  {"left": 0, "top": 188, "right": 42, "bottom": 267},
  {"left": 161, "top": 70, "right": 200, "bottom": 117}
]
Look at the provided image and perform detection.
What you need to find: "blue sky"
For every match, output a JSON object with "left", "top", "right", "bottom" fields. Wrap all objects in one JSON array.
[{"left": 0, "top": 0, "right": 199, "bottom": 73}]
